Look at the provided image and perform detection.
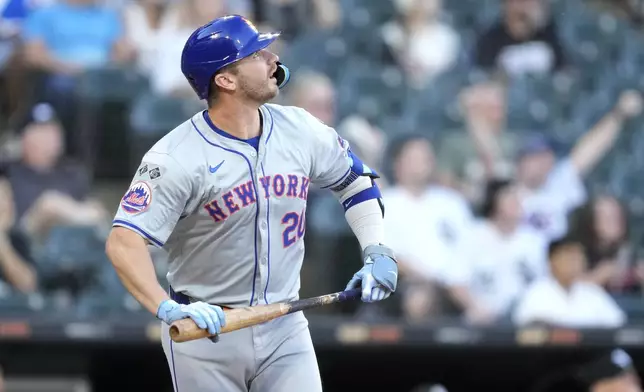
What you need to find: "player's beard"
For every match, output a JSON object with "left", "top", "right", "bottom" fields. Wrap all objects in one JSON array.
[{"left": 238, "top": 77, "right": 278, "bottom": 104}]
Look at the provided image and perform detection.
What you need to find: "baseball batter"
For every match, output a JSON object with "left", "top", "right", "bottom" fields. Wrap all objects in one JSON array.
[{"left": 105, "top": 15, "right": 398, "bottom": 392}]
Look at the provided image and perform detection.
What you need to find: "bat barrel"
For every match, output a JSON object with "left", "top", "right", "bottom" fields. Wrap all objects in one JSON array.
[{"left": 170, "top": 304, "right": 288, "bottom": 342}]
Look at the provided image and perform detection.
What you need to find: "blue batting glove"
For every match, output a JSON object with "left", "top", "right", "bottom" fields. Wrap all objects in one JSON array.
[
  {"left": 156, "top": 299, "right": 226, "bottom": 337},
  {"left": 345, "top": 244, "right": 398, "bottom": 303}
]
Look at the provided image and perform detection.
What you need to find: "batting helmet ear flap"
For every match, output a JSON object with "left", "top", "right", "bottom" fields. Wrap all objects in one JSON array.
[{"left": 274, "top": 62, "right": 290, "bottom": 89}]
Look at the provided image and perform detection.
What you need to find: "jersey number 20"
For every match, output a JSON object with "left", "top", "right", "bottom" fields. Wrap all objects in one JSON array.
[{"left": 282, "top": 210, "right": 306, "bottom": 247}]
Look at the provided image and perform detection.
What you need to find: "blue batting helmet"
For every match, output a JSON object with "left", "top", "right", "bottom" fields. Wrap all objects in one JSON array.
[{"left": 181, "top": 15, "right": 290, "bottom": 100}]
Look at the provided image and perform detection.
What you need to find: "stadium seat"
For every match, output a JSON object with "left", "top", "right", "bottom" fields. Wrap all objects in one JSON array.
[
  {"left": 75, "top": 66, "right": 150, "bottom": 103},
  {"left": 35, "top": 226, "right": 108, "bottom": 296},
  {"left": 347, "top": 0, "right": 397, "bottom": 25},
  {"left": 0, "top": 291, "right": 60, "bottom": 315},
  {"left": 612, "top": 294, "right": 644, "bottom": 322},
  {"left": 279, "top": 30, "right": 351, "bottom": 82},
  {"left": 336, "top": 64, "right": 407, "bottom": 123},
  {"left": 127, "top": 93, "right": 205, "bottom": 171},
  {"left": 129, "top": 94, "right": 202, "bottom": 136}
]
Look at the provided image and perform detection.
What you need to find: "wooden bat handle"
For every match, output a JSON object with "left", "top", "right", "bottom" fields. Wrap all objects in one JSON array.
[
  {"left": 169, "top": 289, "right": 361, "bottom": 343},
  {"left": 170, "top": 303, "right": 288, "bottom": 343}
]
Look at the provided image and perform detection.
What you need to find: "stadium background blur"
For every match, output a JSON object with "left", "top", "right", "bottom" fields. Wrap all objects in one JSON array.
[{"left": 3, "top": 0, "right": 644, "bottom": 391}]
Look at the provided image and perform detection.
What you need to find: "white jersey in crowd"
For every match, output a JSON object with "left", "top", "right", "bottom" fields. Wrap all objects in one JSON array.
[
  {"left": 445, "top": 220, "right": 549, "bottom": 317},
  {"left": 383, "top": 185, "right": 473, "bottom": 283},
  {"left": 520, "top": 159, "right": 587, "bottom": 240},
  {"left": 113, "top": 104, "right": 353, "bottom": 307},
  {"left": 513, "top": 277, "right": 627, "bottom": 328}
]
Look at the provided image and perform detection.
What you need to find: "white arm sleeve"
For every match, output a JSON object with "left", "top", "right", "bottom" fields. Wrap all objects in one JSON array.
[{"left": 332, "top": 176, "right": 384, "bottom": 250}]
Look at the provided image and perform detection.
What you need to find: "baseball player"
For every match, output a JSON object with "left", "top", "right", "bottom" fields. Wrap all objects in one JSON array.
[{"left": 105, "top": 15, "right": 398, "bottom": 392}]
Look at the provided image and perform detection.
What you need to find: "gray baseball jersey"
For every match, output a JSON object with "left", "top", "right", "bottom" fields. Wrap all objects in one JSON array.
[{"left": 113, "top": 104, "right": 352, "bottom": 308}]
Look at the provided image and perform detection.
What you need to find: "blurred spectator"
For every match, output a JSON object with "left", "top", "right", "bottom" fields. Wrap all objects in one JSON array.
[
  {"left": 606, "top": 0, "right": 644, "bottom": 28},
  {"left": 0, "top": 176, "right": 37, "bottom": 293},
  {"left": 147, "top": 0, "right": 228, "bottom": 98},
  {"left": 474, "top": 0, "right": 567, "bottom": 76},
  {"left": 0, "top": 0, "right": 54, "bottom": 37},
  {"left": 285, "top": 69, "right": 385, "bottom": 174},
  {"left": 569, "top": 195, "right": 644, "bottom": 294},
  {"left": 122, "top": 0, "right": 253, "bottom": 81},
  {"left": 381, "top": 0, "right": 460, "bottom": 89},
  {"left": 530, "top": 348, "right": 642, "bottom": 392},
  {"left": 410, "top": 384, "right": 449, "bottom": 392},
  {"left": 22, "top": 0, "right": 130, "bottom": 106},
  {"left": 121, "top": 0, "right": 168, "bottom": 77},
  {"left": 223, "top": 0, "right": 254, "bottom": 19},
  {"left": 382, "top": 135, "right": 473, "bottom": 321},
  {"left": 518, "top": 90, "right": 643, "bottom": 241},
  {"left": 337, "top": 115, "right": 389, "bottom": 188},
  {"left": 575, "top": 349, "right": 642, "bottom": 392},
  {"left": 0, "top": 365, "right": 4, "bottom": 392},
  {"left": 263, "top": 0, "right": 341, "bottom": 40},
  {"left": 285, "top": 68, "right": 336, "bottom": 126},
  {"left": 437, "top": 79, "right": 518, "bottom": 204},
  {"left": 293, "top": 70, "right": 388, "bottom": 238},
  {"left": 445, "top": 179, "right": 548, "bottom": 325},
  {"left": 0, "top": 0, "right": 53, "bottom": 119},
  {"left": 513, "top": 237, "right": 626, "bottom": 328},
  {"left": 5, "top": 103, "right": 107, "bottom": 242}
]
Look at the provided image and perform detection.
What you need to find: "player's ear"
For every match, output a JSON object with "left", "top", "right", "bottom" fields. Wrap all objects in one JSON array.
[{"left": 213, "top": 72, "right": 236, "bottom": 93}]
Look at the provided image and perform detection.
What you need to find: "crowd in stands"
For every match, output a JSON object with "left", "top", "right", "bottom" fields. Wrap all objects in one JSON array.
[{"left": 1, "top": 0, "right": 644, "bottom": 339}]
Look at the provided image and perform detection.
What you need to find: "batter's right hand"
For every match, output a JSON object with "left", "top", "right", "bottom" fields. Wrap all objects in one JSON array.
[{"left": 156, "top": 299, "right": 226, "bottom": 336}]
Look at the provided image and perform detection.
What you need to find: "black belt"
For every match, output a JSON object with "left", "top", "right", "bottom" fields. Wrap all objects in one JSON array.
[{"left": 169, "top": 286, "right": 232, "bottom": 310}]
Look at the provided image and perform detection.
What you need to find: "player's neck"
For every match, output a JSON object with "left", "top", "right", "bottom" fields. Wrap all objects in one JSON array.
[{"left": 207, "top": 100, "right": 262, "bottom": 140}]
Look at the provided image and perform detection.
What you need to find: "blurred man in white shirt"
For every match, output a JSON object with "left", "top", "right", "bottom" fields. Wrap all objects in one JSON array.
[
  {"left": 513, "top": 237, "right": 626, "bottom": 328},
  {"left": 446, "top": 179, "right": 549, "bottom": 325},
  {"left": 382, "top": 135, "right": 473, "bottom": 320},
  {"left": 517, "top": 90, "right": 643, "bottom": 241}
]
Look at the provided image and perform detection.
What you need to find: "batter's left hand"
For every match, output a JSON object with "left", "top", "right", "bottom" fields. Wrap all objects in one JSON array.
[{"left": 345, "top": 244, "right": 398, "bottom": 302}]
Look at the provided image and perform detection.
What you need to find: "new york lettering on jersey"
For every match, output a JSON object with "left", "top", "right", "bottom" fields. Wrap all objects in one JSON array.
[{"left": 204, "top": 174, "right": 310, "bottom": 224}]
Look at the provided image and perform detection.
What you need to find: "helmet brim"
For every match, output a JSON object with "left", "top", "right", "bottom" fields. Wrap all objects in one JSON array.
[{"left": 241, "top": 31, "right": 281, "bottom": 58}]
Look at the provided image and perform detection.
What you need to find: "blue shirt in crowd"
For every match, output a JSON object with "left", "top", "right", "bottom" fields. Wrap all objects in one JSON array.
[{"left": 22, "top": 2, "right": 121, "bottom": 67}]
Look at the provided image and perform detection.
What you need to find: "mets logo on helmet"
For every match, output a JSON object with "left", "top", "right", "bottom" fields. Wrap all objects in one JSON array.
[{"left": 121, "top": 181, "right": 152, "bottom": 214}]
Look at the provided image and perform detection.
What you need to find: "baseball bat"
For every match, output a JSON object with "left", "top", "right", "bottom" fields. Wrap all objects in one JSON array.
[{"left": 169, "top": 288, "right": 361, "bottom": 343}]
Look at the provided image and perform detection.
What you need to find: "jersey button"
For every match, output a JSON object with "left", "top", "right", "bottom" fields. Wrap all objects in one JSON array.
[
  {"left": 250, "top": 151, "right": 257, "bottom": 157},
  {"left": 262, "top": 257, "right": 267, "bottom": 264},
  {"left": 261, "top": 222, "right": 267, "bottom": 230}
]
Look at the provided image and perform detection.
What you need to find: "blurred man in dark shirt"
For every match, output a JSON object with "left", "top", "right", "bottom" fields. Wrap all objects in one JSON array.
[
  {"left": 475, "top": 0, "right": 567, "bottom": 76},
  {"left": 6, "top": 102, "right": 107, "bottom": 241},
  {"left": 532, "top": 348, "right": 642, "bottom": 392}
]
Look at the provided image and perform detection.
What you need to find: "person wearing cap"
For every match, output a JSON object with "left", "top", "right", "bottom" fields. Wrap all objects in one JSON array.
[
  {"left": 517, "top": 90, "right": 643, "bottom": 241},
  {"left": 577, "top": 349, "right": 642, "bottom": 392},
  {"left": 531, "top": 348, "right": 642, "bottom": 392},
  {"left": 4, "top": 103, "right": 108, "bottom": 242}
]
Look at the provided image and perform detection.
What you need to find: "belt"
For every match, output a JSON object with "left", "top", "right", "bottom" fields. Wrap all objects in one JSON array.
[{"left": 169, "top": 286, "right": 232, "bottom": 310}]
